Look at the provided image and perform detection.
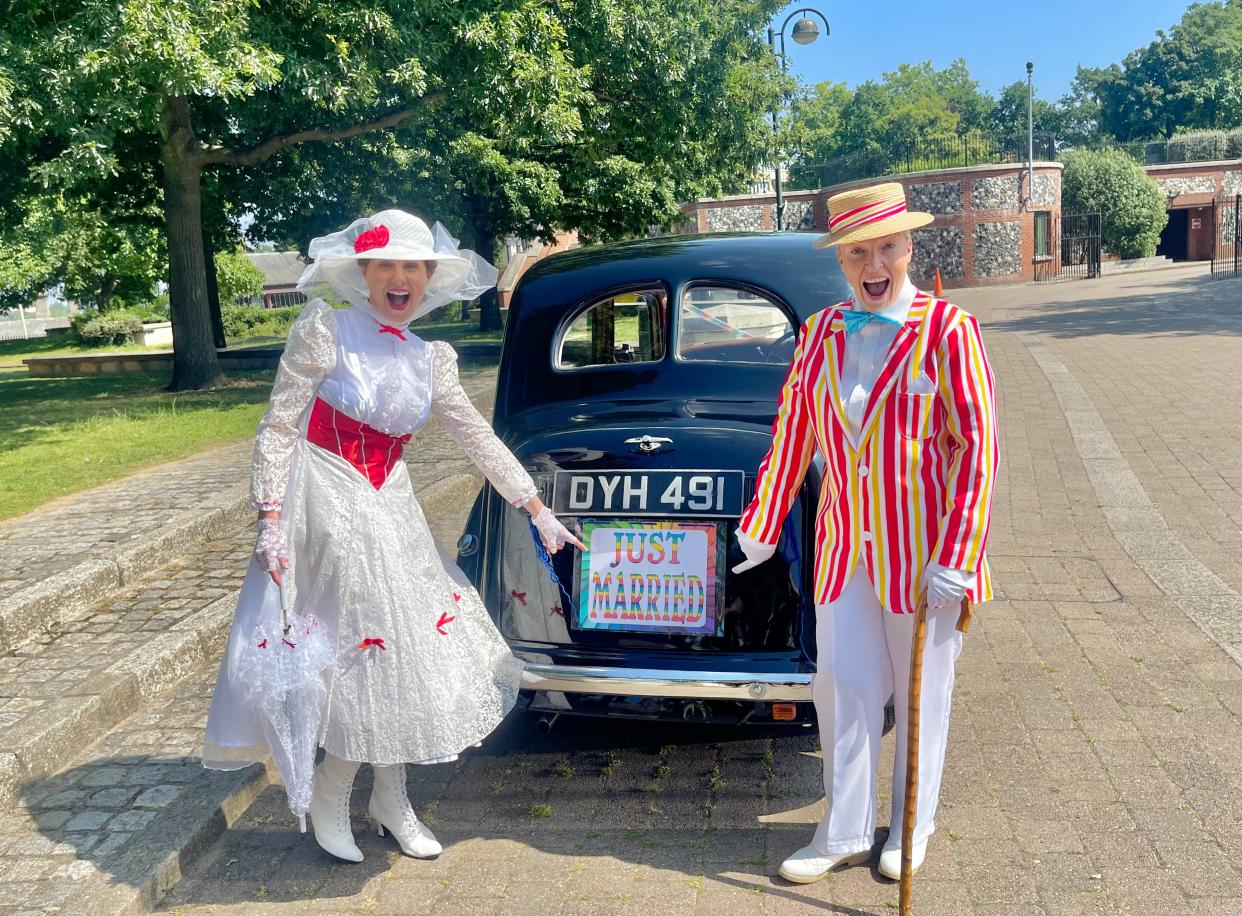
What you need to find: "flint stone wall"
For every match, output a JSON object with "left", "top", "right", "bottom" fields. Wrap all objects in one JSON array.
[
  {"left": 1224, "top": 171, "right": 1242, "bottom": 196},
  {"left": 973, "top": 221, "right": 1022, "bottom": 277},
  {"left": 1157, "top": 176, "right": 1217, "bottom": 198},
  {"left": 910, "top": 226, "right": 965, "bottom": 282},
  {"left": 706, "top": 205, "right": 764, "bottom": 232},
  {"left": 908, "top": 181, "right": 962, "bottom": 215},
  {"left": 1032, "top": 173, "right": 1059, "bottom": 208},
  {"left": 972, "top": 175, "right": 1020, "bottom": 210},
  {"left": 782, "top": 200, "right": 816, "bottom": 231}
]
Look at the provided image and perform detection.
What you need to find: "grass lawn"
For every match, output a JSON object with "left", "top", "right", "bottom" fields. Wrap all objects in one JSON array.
[
  {"left": 0, "top": 368, "right": 274, "bottom": 521},
  {"left": 0, "top": 335, "right": 156, "bottom": 369}
]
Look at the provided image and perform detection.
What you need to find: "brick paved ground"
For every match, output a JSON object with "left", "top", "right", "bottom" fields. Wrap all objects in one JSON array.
[{"left": 7, "top": 274, "right": 1242, "bottom": 915}]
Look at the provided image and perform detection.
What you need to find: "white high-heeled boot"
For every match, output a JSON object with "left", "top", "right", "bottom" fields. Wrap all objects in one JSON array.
[
  {"left": 307, "top": 752, "right": 363, "bottom": 863},
  {"left": 368, "top": 763, "right": 442, "bottom": 858}
]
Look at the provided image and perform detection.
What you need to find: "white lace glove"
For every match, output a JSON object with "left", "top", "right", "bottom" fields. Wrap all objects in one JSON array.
[
  {"left": 924, "top": 563, "right": 971, "bottom": 610},
  {"left": 731, "top": 528, "right": 776, "bottom": 574},
  {"left": 254, "top": 517, "right": 289, "bottom": 582},
  {"left": 532, "top": 507, "right": 585, "bottom": 554}
]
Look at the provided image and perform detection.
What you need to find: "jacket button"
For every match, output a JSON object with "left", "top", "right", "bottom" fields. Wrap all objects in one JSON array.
[
  {"left": 858, "top": 466, "right": 869, "bottom": 477},
  {"left": 861, "top": 531, "right": 874, "bottom": 543}
]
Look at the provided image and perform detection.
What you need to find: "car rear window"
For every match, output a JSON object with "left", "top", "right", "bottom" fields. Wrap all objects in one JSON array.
[
  {"left": 676, "top": 285, "right": 794, "bottom": 364},
  {"left": 557, "top": 287, "right": 667, "bottom": 369}
]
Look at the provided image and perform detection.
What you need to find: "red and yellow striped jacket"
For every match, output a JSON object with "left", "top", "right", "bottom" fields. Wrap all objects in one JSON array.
[{"left": 739, "top": 292, "right": 998, "bottom": 613}]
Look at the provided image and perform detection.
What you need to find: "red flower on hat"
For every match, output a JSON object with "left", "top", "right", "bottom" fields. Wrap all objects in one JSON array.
[{"left": 354, "top": 224, "right": 390, "bottom": 254}]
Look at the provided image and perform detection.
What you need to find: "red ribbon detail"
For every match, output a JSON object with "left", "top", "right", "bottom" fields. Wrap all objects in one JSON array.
[
  {"left": 435, "top": 612, "right": 456, "bottom": 636},
  {"left": 357, "top": 637, "right": 387, "bottom": 651},
  {"left": 511, "top": 589, "right": 527, "bottom": 606},
  {"left": 453, "top": 592, "right": 461, "bottom": 602},
  {"left": 550, "top": 603, "right": 564, "bottom": 618},
  {"left": 353, "top": 224, "right": 390, "bottom": 254},
  {"left": 282, "top": 637, "right": 297, "bottom": 648},
  {"left": 378, "top": 324, "right": 407, "bottom": 341},
  {"left": 257, "top": 638, "right": 268, "bottom": 649}
]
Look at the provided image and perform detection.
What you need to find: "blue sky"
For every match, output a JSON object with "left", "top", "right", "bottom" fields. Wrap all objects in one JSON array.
[{"left": 772, "top": 0, "right": 1194, "bottom": 101}]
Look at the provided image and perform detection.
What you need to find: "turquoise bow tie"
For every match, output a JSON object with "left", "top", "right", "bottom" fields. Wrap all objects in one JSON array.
[{"left": 840, "top": 310, "right": 902, "bottom": 335}]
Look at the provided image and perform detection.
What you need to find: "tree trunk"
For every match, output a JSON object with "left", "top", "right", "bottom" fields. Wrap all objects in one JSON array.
[
  {"left": 476, "top": 225, "right": 502, "bottom": 333},
  {"left": 203, "top": 239, "right": 227, "bottom": 349},
  {"left": 161, "top": 96, "right": 224, "bottom": 390}
]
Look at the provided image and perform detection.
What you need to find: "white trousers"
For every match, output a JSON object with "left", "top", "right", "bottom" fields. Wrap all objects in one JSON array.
[{"left": 810, "top": 569, "right": 963, "bottom": 855}]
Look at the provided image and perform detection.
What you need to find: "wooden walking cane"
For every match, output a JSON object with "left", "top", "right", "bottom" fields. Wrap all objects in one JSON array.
[{"left": 899, "top": 594, "right": 973, "bottom": 915}]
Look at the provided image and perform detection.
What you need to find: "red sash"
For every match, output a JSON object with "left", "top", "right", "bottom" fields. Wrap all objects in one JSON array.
[{"left": 306, "top": 398, "right": 411, "bottom": 490}]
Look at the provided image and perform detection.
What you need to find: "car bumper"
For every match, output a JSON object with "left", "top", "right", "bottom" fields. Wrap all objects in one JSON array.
[{"left": 520, "top": 664, "right": 813, "bottom": 702}]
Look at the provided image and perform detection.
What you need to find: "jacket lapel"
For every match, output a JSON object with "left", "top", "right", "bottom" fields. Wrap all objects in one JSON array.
[
  {"left": 856, "top": 294, "right": 932, "bottom": 447},
  {"left": 819, "top": 310, "right": 856, "bottom": 451}
]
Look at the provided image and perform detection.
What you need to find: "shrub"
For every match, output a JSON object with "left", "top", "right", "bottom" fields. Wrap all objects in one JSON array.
[
  {"left": 1062, "top": 148, "right": 1168, "bottom": 259},
  {"left": 75, "top": 312, "right": 144, "bottom": 346},
  {"left": 221, "top": 303, "right": 301, "bottom": 340},
  {"left": 1166, "top": 130, "right": 1228, "bottom": 162}
]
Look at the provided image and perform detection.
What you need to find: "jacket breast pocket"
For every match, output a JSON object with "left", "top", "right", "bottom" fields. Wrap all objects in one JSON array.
[{"left": 896, "top": 391, "right": 935, "bottom": 440}]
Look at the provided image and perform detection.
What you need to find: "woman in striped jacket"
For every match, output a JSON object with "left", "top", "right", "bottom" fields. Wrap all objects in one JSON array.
[{"left": 733, "top": 182, "right": 998, "bottom": 884}]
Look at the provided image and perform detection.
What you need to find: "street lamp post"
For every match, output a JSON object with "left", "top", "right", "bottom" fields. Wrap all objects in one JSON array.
[
  {"left": 1025, "top": 61, "right": 1035, "bottom": 210},
  {"left": 768, "top": 8, "right": 830, "bottom": 231}
]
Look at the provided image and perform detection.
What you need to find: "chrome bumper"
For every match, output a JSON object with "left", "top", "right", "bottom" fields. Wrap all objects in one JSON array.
[{"left": 520, "top": 664, "right": 813, "bottom": 702}]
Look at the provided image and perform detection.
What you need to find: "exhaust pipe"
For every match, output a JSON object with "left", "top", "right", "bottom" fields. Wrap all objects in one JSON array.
[{"left": 535, "top": 713, "right": 559, "bottom": 735}]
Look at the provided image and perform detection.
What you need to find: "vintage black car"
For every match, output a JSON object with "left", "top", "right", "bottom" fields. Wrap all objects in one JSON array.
[{"left": 456, "top": 232, "right": 853, "bottom": 727}]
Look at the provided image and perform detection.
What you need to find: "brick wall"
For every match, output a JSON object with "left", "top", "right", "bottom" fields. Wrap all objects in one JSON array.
[{"left": 679, "top": 163, "right": 1063, "bottom": 288}]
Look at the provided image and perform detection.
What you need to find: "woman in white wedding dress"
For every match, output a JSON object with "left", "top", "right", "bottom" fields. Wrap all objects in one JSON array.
[{"left": 201, "top": 209, "right": 581, "bottom": 863}]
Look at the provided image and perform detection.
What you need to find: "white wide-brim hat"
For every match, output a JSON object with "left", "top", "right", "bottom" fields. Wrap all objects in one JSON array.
[
  {"left": 296, "top": 209, "right": 499, "bottom": 323},
  {"left": 814, "top": 181, "right": 935, "bottom": 249}
]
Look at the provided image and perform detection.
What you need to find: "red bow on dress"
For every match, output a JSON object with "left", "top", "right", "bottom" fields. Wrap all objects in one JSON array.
[
  {"left": 378, "top": 325, "right": 406, "bottom": 341},
  {"left": 357, "top": 637, "right": 387, "bottom": 651}
]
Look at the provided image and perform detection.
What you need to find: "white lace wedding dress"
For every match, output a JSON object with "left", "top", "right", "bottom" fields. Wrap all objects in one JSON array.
[{"left": 202, "top": 300, "right": 534, "bottom": 767}]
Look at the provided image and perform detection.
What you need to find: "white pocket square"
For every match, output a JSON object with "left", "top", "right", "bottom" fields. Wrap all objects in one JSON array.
[{"left": 906, "top": 372, "right": 936, "bottom": 395}]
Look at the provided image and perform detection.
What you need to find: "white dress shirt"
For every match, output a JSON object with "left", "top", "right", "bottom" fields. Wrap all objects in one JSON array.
[
  {"left": 839, "top": 278, "right": 974, "bottom": 597},
  {"left": 841, "top": 279, "right": 917, "bottom": 442}
]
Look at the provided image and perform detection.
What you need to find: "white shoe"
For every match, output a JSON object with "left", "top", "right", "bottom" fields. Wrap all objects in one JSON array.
[
  {"left": 368, "top": 763, "right": 442, "bottom": 859},
  {"left": 877, "top": 837, "right": 928, "bottom": 880},
  {"left": 308, "top": 753, "right": 363, "bottom": 863},
  {"left": 778, "top": 845, "right": 871, "bottom": 883}
]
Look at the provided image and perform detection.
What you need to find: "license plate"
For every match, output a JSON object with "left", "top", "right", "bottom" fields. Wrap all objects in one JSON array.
[
  {"left": 574, "top": 520, "right": 725, "bottom": 635},
  {"left": 553, "top": 470, "right": 744, "bottom": 517}
]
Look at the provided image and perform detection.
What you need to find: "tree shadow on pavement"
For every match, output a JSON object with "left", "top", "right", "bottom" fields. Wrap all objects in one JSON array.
[
  {"left": 985, "top": 274, "right": 1242, "bottom": 340},
  {"left": 984, "top": 272, "right": 1242, "bottom": 340}
]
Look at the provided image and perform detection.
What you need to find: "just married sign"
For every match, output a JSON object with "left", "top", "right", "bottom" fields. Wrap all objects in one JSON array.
[{"left": 575, "top": 520, "right": 723, "bottom": 635}]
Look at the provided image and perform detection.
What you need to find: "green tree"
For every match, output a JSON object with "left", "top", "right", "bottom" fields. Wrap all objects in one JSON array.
[
  {"left": 215, "top": 249, "right": 265, "bottom": 305},
  {"left": 5, "top": 1, "right": 783, "bottom": 375},
  {"left": 1094, "top": 0, "right": 1242, "bottom": 140},
  {"left": 1062, "top": 148, "right": 1167, "bottom": 258},
  {"left": 215, "top": 0, "right": 785, "bottom": 332}
]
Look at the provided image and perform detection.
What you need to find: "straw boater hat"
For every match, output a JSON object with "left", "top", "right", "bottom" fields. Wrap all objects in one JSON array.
[
  {"left": 296, "top": 209, "right": 499, "bottom": 323},
  {"left": 813, "top": 182, "right": 935, "bottom": 249}
]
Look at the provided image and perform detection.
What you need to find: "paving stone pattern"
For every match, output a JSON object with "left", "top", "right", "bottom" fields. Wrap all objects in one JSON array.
[{"left": 143, "top": 269, "right": 1242, "bottom": 915}]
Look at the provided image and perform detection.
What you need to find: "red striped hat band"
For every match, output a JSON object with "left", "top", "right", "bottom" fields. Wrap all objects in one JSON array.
[{"left": 828, "top": 199, "right": 907, "bottom": 234}]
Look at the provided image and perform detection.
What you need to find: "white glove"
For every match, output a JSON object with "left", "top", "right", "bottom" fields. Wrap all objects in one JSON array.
[
  {"left": 532, "top": 507, "right": 585, "bottom": 554},
  {"left": 731, "top": 528, "right": 776, "bottom": 574},
  {"left": 924, "top": 563, "right": 971, "bottom": 610},
  {"left": 254, "top": 517, "right": 289, "bottom": 581}
]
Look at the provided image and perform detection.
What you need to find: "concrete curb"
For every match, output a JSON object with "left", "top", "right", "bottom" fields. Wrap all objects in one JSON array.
[
  {"left": 0, "top": 592, "right": 238, "bottom": 808},
  {"left": 0, "top": 492, "right": 252, "bottom": 655}
]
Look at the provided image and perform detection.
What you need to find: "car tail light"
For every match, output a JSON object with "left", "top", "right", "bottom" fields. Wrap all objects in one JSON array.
[{"left": 772, "top": 703, "right": 797, "bottom": 721}]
